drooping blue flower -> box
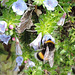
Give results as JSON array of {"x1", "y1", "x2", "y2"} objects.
[
  {"x1": 14, "y1": 65, "x2": 20, "y2": 71},
  {"x1": 43, "y1": 0, "x2": 58, "y2": 10},
  {"x1": 12, "y1": 0, "x2": 28, "y2": 15},
  {"x1": 67, "y1": 72, "x2": 71, "y2": 75},
  {"x1": 29, "y1": 32, "x2": 42, "y2": 50},
  {"x1": 0, "y1": 34, "x2": 11, "y2": 45},
  {"x1": 26, "y1": 60, "x2": 35, "y2": 68},
  {"x1": 57, "y1": 13, "x2": 66, "y2": 26},
  {"x1": 16, "y1": 56, "x2": 23, "y2": 66},
  {"x1": 0, "y1": 21, "x2": 7, "y2": 34},
  {"x1": 42, "y1": 34, "x2": 55, "y2": 45},
  {"x1": 28, "y1": 60, "x2": 35, "y2": 67},
  {"x1": 16, "y1": 37, "x2": 22, "y2": 55}
]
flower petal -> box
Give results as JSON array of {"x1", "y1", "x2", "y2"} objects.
[
  {"x1": 0, "y1": 34, "x2": 11, "y2": 45},
  {"x1": 12, "y1": 0, "x2": 27, "y2": 15},
  {"x1": 57, "y1": 13, "x2": 66, "y2": 26},
  {"x1": 16, "y1": 56, "x2": 23, "y2": 66},
  {"x1": 42, "y1": 34, "x2": 55, "y2": 45},
  {"x1": 0, "y1": 21, "x2": 7, "y2": 34},
  {"x1": 14, "y1": 65, "x2": 20, "y2": 71},
  {"x1": 29, "y1": 32, "x2": 42, "y2": 50},
  {"x1": 16, "y1": 37, "x2": 22, "y2": 55},
  {"x1": 28, "y1": 60, "x2": 35, "y2": 67},
  {"x1": 57, "y1": 18, "x2": 65, "y2": 26},
  {"x1": 43, "y1": 0, "x2": 58, "y2": 11}
]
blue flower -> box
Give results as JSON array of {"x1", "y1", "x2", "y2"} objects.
[
  {"x1": 16, "y1": 56, "x2": 23, "y2": 66},
  {"x1": 43, "y1": 0, "x2": 58, "y2": 10},
  {"x1": 29, "y1": 33, "x2": 42, "y2": 50},
  {"x1": 26, "y1": 60, "x2": 35, "y2": 68},
  {"x1": 42, "y1": 34, "x2": 55, "y2": 45},
  {"x1": 0, "y1": 34, "x2": 11, "y2": 45},
  {"x1": 57, "y1": 13, "x2": 66, "y2": 26},
  {"x1": 14, "y1": 65, "x2": 20, "y2": 71},
  {"x1": 16, "y1": 37, "x2": 22, "y2": 55},
  {"x1": 0, "y1": 21, "x2": 7, "y2": 34},
  {"x1": 12, "y1": 0, "x2": 28, "y2": 15},
  {"x1": 28, "y1": 60, "x2": 35, "y2": 67}
]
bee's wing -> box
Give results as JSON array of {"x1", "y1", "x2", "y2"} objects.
[
  {"x1": 43, "y1": 46, "x2": 49, "y2": 64},
  {"x1": 49, "y1": 50, "x2": 55, "y2": 68}
]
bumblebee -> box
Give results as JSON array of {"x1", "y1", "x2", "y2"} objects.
[
  {"x1": 35, "y1": 39, "x2": 55, "y2": 60},
  {"x1": 35, "y1": 38, "x2": 55, "y2": 67}
]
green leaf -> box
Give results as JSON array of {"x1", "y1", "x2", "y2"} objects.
[
  {"x1": 60, "y1": 50, "x2": 66, "y2": 55},
  {"x1": 32, "y1": 0, "x2": 44, "y2": 6}
]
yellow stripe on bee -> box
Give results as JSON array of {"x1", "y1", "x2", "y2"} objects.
[
  {"x1": 39, "y1": 52, "x2": 44, "y2": 59},
  {"x1": 45, "y1": 40, "x2": 55, "y2": 44}
]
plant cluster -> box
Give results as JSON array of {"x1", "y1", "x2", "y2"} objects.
[{"x1": 0, "y1": 0, "x2": 75, "y2": 75}]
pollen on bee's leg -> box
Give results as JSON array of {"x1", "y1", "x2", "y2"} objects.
[{"x1": 45, "y1": 58, "x2": 48, "y2": 61}]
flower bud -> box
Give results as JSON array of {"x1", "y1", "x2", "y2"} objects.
[
  {"x1": 9, "y1": 25, "x2": 13, "y2": 29},
  {"x1": 12, "y1": 37, "x2": 15, "y2": 41}
]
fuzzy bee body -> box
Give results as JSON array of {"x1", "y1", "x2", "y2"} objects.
[
  {"x1": 35, "y1": 39, "x2": 55, "y2": 62},
  {"x1": 36, "y1": 49, "x2": 45, "y2": 61},
  {"x1": 33, "y1": 34, "x2": 55, "y2": 67}
]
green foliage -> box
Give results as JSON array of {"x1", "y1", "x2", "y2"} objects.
[
  {"x1": 0, "y1": 0, "x2": 75, "y2": 75},
  {"x1": 20, "y1": 0, "x2": 75, "y2": 74},
  {"x1": 35, "y1": 10, "x2": 63, "y2": 35},
  {"x1": 69, "y1": 28, "x2": 75, "y2": 43},
  {"x1": 0, "y1": 8, "x2": 21, "y2": 27},
  {"x1": 0, "y1": 6, "x2": 21, "y2": 40},
  {"x1": 32, "y1": 0, "x2": 44, "y2": 6},
  {"x1": 20, "y1": 31, "x2": 37, "y2": 60},
  {"x1": 34, "y1": 0, "x2": 72, "y2": 35},
  {"x1": 5, "y1": 0, "x2": 17, "y2": 7},
  {"x1": 0, "y1": 43, "x2": 8, "y2": 55},
  {"x1": 24, "y1": 63, "x2": 43, "y2": 75},
  {"x1": 52, "y1": 25, "x2": 75, "y2": 74}
]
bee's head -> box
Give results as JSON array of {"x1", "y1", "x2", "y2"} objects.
[{"x1": 44, "y1": 39, "x2": 55, "y2": 51}]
